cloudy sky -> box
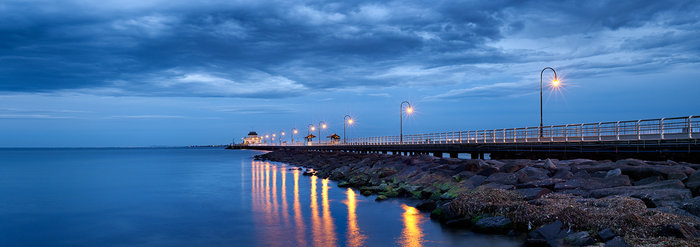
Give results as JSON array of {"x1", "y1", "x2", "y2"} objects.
[{"x1": 1, "y1": 0, "x2": 699, "y2": 147}]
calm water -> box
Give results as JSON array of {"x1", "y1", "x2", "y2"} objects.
[{"x1": 0, "y1": 148, "x2": 520, "y2": 246}]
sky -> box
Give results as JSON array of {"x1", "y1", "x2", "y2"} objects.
[{"x1": 1, "y1": 0, "x2": 699, "y2": 147}]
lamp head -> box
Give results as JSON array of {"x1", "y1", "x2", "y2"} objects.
[
  {"x1": 293, "y1": 130, "x2": 298, "y2": 134},
  {"x1": 551, "y1": 79, "x2": 560, "y2": 88},
  {"x1": 348, "y1": 118, "x2": 353, "y2": 124},
  {"x1": 322, "y1": 124, "x2": 327, "y2": 129},
  {"x1": 406, "y1": 107, "x2": 413, "y2": 114},
  {"x1": 311, "y1": 126, "x2": 316, "y2": 131}
]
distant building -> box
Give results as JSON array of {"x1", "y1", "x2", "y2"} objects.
[
  {"x1": 327, "y1": 133, "x2": 340, "y2": 144},
  {"x1": 243, "y1": 131, "x2": 262, "y2": 145}
]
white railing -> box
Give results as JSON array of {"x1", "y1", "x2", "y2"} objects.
[{"x1": 246, "y1": 116, "x2": 698, "y2": 146}]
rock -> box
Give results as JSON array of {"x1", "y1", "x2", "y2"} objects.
[
  {"x1": 590, "y1": 181, "x2": 692, "y2": 207},
  {"x1": 605, "y1": 236, "x2": 631, "y2": 247},
  {"x1": 687, "y1": 170, "x2": 700, "y2": 192},
  {"x1": 554, "y1": 176, "x2": 631, "y2": 191},
  {"x1": 658, "y1": 224, "x2": 700, "y2": 239},
  {"x1": 480, "y1": 183, "x2": 515, "y2": 190},
  {"x1": 452, "y1": 171, "x2": 475, "y2": 182},
  {"x1": 616, "y1": 158, "x2": 646, "y2": 166},
  {"x1": 516, "y1": 188, "x2": 552, "y2": 200},
  {"x1": 573, "y1": 170, "x2": 590, "y2": 179},
  {"x1": 633, "y1": 176, "x2": 662, "y2": 186},
  {"x1": 598, "y1": 228, "x2": 616, "y2": 242},
  {"x1": 445, "y1": 217, "x2": 471, "y2": 228},
  {"x1": 477, "y1": 167, "x2": 499, "y2": 177},
  {"x1": 375, "y1": 195, "x2": 388, "y2": 201},
  {"x1": 527, "y1": 220, "x2": 568, "y2": 246},
  {"x1": 517, "y1": 167, "x2": 551, "y2": 183},
  {"x1": 552, "y1": 168, "x2": 573, "y2": 179},
  {"x1": 430, "y1": 204, "x2": 459, "y2": 222},
  {"x1": 485, "y1": 173, "x2": 519, "y2": 185},
  {"x1": 337, "y1": 180, "x2": 351, "y2": 187},
  {"x1": 473, "y1": 216, "x2": 513, "y2": 234},
  {"x1": 564, "y1": 231, "x2": 595, "y2": 246},
  {"x1": 681, "y1": 197, "x2": 700, "y2": 217},
  {"x1": 415, "y1": 200, "x2": 437, "y2": 212},
  {"x1": 668, "y1": 173, "x2": 688, "y2": 181},
  {"x1": 517, "y1": 178, "x2": 564, "y2": 190},
  {"x1": 467, "y1": 175, "x2": 487, "y2": 187},
  {"x1": 605, "y1": 168, "x2": 622, "y2": 178},
  {"x1": 501, "y1": 162, "x2": 527, "y2": 173},
  {"x1": 542, "y1": 159, "x2": 557, "y2": 170}
]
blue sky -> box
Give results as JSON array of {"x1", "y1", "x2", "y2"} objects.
[{"x1": 1, "y1": 0, "x2": 699, "y2": 147}]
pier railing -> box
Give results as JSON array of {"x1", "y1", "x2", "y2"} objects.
[{"x1": 248, "y1": 115, "x2": 698, "y2": 146}]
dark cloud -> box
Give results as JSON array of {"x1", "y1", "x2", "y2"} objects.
[{"x1": 0, "y1": 0, "x2": 698, "y2": 97}]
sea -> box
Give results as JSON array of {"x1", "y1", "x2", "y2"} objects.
[{"x1": 0, "y1": 147, "x2": 520, "y2": 246}]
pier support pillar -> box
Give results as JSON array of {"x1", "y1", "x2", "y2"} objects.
[
  {"x1": 433, "y1": 152, "x2": 443, "y2": 158},
  {"x1": 470, "y1": 152, "x2": 479, "y2": 159},
  {"x1": 382, "y1": 151, "x2": 387, "y2": 154},
  {"x1": 449, "y1": 152, "x2": 459, "y2": 158}
]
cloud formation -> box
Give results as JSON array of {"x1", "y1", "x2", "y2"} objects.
[{"x1": 1, "y1": 0, "x2": 698, "y2": 98}]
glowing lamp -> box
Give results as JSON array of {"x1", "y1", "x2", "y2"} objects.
[
  {"x1": 348, "y1": 119, "x2": 353, "y2": 124},
  {"x1": 406, "y1": 107, "x2": 413, "y2": 114}
]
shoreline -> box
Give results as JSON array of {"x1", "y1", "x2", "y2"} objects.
[{"x1": 254, "y1": 150, "x2": 700, "y2": 246}]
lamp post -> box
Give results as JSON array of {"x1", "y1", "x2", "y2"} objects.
[
  {"x1": 265, "y1": 134, "x2": 270, "y2": 144},
  {"x1": 540, "y1": 67, "x2": 558, "y2": 138},
  {"x1": 291, "y1": 128, "x2": 298, "y2": 144},
  {"x1": 344, "y1": 115, "x2": 353, "y2": 144},
  {"x1": 400, "y1": 101, "x2": 413, "y2": 144},
  {"x1": 318, "y1": 121, "x2": 327, "y2": 144},
  {"x1": 280, "y1": 131, "x2": 285, "y2": 145},
  {"x1": 308, "y1": 124, "x2": 315, "y2": 143}
]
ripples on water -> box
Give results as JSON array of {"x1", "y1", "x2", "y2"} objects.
[{"x1": 0, "y1": 148, "x2": 520, "y2": 247}]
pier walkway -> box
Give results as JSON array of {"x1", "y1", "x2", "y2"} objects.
[{"x1": 230, "y1": 115, "x2": 699, "y2": 162}]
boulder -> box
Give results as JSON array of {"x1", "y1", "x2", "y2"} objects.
[
  {"x1": 477, "y1": 167, "x2": 499, "y2": 177},
  {"x1": 605, "y1": 168, "x2": 622, "y2": 178},
  {"x1": 680, "y1": 196, "x2": 700, "y2": 217},
  {"x1": 415, "y1": 200, "x2": 437, "y2": 212},
  {"x1": 605, "y1": 236, "x2": 631, "y2": 247},
  {"x1": 473, "y1": 216, "x2": 513, "y2": 234},
  {"x1": 552, "y1": 168, "x2": 573, "y2": 179},
  {"x1": 517, "y1": 178, "x2": 565, "y2": 190},
  {"x1": 590, "y1": 181, "x2": 692, "y2": 208},
  {"x1": 554, "y1": 175, "x2": 631, "y2": 191},
  {"x1": 633, "y1": 176, "x2": 662, "y2": 186},
  {"x1": 516, "y1": 188, "x2": 552, "y2": 200},
  {"x1": 445, "y1": 217, "x2": 472, "y2": 228},
  {"x1": 467, "y1": 175, "x2": 487, "y2": 187},
  {"x1": 517, "y1": 167, "x2": 550, "y2": 183},
  {"x1": 564, "y1": 231, "x2": 595, "y2": 246},
  {"x1": 485, "y1": 173, "x2": 519, "y2": 185},
  {"x1": 598, "y1": 228, "x2": 616, "y2": 242},
  {"x1": 527, "y1": 220, "x2": 568, "y2": 246},
  {"x1": 501, "y1": 162, "x2": 527, "y2": 173},
  {"x1": 687, "y1": 170, "x2": 700, "y2": 192}
]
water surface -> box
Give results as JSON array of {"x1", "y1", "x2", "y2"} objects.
[{"x1": 0, "y1": 148, "x2": 519, "y2": 246}]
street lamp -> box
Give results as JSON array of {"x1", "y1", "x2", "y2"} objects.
[
  {"x1": 265, "y1": 134, "x2": 270, "y2": 144},
  {"x1": 344, "y1": 115, "x2": 353, "y2": 144},
  {"x1": 400, "y1": 101, "x2": 413, "y2": 144},
  {"x1": 291, "y1": 128, "x2": 298, "y2": 144},
  {"x1": 318, "y1": 121, "x2": 327, "y2": 144},
  {"x1": 540, "y1": 67, "x2": 558, "y2": 138},
  {"x1": 308, "y1": 124, "x2": 315, "y2": 143},
  {"x1": 280, "y1": 131, "x2": 285, "y2": 145}
]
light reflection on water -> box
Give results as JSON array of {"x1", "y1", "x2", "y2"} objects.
[{"x1": 250, "y1": 160, "x2": 435, "y2": 247}]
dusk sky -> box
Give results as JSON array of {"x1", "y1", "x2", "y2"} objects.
[{"x1": 1, "y1": 0, "x2": 699, "y2": 147}]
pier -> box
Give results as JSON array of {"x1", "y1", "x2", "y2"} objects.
[{"x1": 230, "y1": 115, "x2": 699, "y2": 162}]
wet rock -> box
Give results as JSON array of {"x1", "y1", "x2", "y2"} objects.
[
  {"x1": 473, "y1": 216, "x2": 513, "y2": 234},
  {"x1": 375, "y1": 195, "x2": 388, "y2": 201},
  {"x1": 527, "y1": 220, "x2": 568, "y2": 246},
  {"x1": 605, "y1": 168, "x2": 622, "y2": 178},
  {"x1": 598, "y1": 228, "x2": 616, "y2": 242},
  {"x1": 573, "y1": 170, "x2": 590, "y2": 179},
  {"x1": 633, "y1": 176, "x2": 662, "y2": 186},
  {"x1": 516, "y1": 188, "x2": 552, "y2": 200},
  {"x1": 536, "y1": 159, "x2": 557, "y2": 171},
  {"x1": 415, "y1": 200, "x2": 437, "y2": 212},
  {"x1": 605, "y1": 236, "x2": 631, "y2": 247},
  {"x1": 485, "y1": 173, "x2": 519, "y2": 185},
  {"x1": 668, "y1": 173, "x2": 688, "y2": 181},
  {"x1": 445, "y1": 217, "x2": 472, "y2": 228},
  {"x1": 564, "y1": 231, "x2": 595, "y2": 246},
  {"x1": 501, "y1": 162, "x2": 527, "y2": 173}
]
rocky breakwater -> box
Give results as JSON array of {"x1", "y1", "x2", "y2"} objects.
[{"x1": 254, "y1": 150, "x2": 700, "y2": 246}]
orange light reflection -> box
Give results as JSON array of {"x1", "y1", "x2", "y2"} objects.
[
  {"x1": 398, "y1": 204, "x2": 424, "y2": 247},
  {"x1": 345, "y1": 188, "x2": 366, "y2": 247}
]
